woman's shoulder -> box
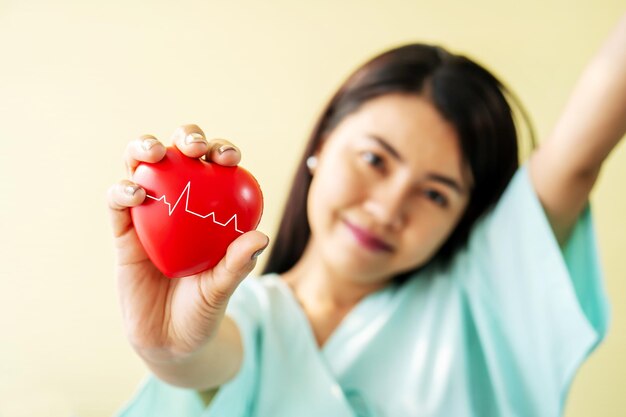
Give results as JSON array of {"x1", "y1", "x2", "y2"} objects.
[
  {"x1": 227, "y1": 273, "x2": 294, "y2": 317},
  {"x1": 234, "y1": 272, "x2": 286, "y2": 297}
]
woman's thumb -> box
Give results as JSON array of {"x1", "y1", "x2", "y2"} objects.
[{"x1": 199, "y1": 231, "x2": 269, "y2": 308}]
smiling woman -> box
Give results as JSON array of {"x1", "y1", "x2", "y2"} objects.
[
  {"x1": 289, "y1": 93, "x2": 473, "y2": 293},
  {"x1": 109, "y1": 15, "x2": 625, "y2": 417},
  {"x1": 265, "y1": 45, "x2": 522, "y2": 286}
]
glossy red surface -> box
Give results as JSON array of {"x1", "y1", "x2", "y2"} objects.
[{"x1": 130, "y1": 146, "x2": 263, "y2": 278}]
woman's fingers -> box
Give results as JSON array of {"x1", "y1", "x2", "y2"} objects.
[
  {"x1": 172, "y1": 124, "x2": 210, "y2": 158},
  {"x1": 198, "y1": 231, "x2": 269, "y2": 309},
  {"x1": 124, "y1": 135, "x2": 167, "y2": 177},
  {"x1": 126, "y1": 126, "x2": 241, "y2": 172},
  {"x1": 171, "y1": 124, "x2": 242, "y2": 166},
  {"x1": 107, "y1": 180, "x2": 146, "y2": 238},
  {"x1": 205, "y1": 138, "x2": 241, "y2": 166}
]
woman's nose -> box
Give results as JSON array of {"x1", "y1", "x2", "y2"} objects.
[{"x1": 363, "y1": 186, "x2": 407, "y2": 230}]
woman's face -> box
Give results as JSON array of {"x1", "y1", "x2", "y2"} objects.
[{"x1": 307, "y1": 93, "x2": 473, "y2": 284}]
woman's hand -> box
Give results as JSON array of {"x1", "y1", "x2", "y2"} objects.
[{"x1": 107, "y1": 124, "x2": 269, "y2": 363}]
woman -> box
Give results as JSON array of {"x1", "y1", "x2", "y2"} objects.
[{"x1": 108, "y1": 15, "x2": 625, "y2": 417}]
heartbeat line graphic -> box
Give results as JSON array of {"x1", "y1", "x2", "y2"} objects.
[{"x1": 145, "y1": 181, "x2": 244, "y2": 234}]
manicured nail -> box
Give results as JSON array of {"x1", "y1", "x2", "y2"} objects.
[
  {"x1": 218, "y1": 144, "x2": 236, "y2": 155},
  {"x1": 251, "y1": 237, "x2": 270, "y2": 260},
  {"x1": 184, "y1": 132, "x2": 207, "y2": 146},
  {"x1": 124, "y1": 184, "x2": 140, "y2": 196},
  {"x1": 251, "y1": 247, "x2": 266, "y2": 260},
  {"x1": 141, "y1": 138, "x2": 159, "y2": 151}
]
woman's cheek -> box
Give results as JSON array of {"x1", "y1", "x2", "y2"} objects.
[
  {"x1": 327, "y1": 163, "x2": 363, "y2": 204},
  {"x1": 309, "y1": 152, "x2": 370, "y2": 232}
]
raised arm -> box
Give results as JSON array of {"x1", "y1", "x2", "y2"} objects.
[{"x1": 529, "y1": 13, "x2": 626, "y2": 246}]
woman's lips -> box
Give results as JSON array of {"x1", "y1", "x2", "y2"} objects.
[{"x1": 343, "y1": 220, "x2": 394, "y2": 253}]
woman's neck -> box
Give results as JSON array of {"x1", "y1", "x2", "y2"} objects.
[{"x1": 280, "y1": 240, "x2": 387, "y2": 311}]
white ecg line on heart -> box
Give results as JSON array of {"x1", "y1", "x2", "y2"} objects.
[{"x1": 145, "y1": 181, "x2": 244, "y2": 234}]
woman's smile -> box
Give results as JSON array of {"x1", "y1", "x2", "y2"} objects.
[{"x1": 342, "y1": 219, "x2": 395, "y2": 253}]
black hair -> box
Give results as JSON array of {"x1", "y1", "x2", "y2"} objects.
[{"x1": 263, "y1": 43, "x2": 535, "y2": 283}]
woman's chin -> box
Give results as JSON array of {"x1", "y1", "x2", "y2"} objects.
[{"x1": 322, "y1": 248, "x2": 394, "y2": 283}]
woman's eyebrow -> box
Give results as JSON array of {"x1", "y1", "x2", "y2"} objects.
[
  {"x1": 424, "y1": 173, "x2": 465, "y2": 195},
  {"x1": 366, "y1": 134, "x2": 403, "y2": 161},
  {"x1": 366, "y1": 133, "x2": 465, "y2": 195}
]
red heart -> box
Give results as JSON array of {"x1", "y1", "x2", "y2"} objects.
[{"x1": 130, "y1": 146, "x2": 264, "y2": 278}]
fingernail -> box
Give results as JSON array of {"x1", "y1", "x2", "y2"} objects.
[
  {"x1": 251, "y1": 248, "x2": 266, "y2": 260},
  {"x1": 141, "y1": 139, "x2": 159, "y2": 151},
  {"x1": 184, "y1": 132, "x2": 207, "y2": 146},
  {"x1": 218, "y1": 145, "x2": 236, "y2": 155},
  {"x1": 124, "y1": 184, "x2": 140, "y2": 196},
  {"x1": 251, "y1": 237, "x2": 270, "y2": 260}
]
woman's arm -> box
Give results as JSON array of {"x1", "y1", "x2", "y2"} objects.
[{"x1": 529, "y1": 13, "x2": 626, "y2": 246}]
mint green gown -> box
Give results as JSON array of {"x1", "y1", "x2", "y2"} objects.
[{"x1": 115, "y1": 164, "x2": 610, "y2": 417}]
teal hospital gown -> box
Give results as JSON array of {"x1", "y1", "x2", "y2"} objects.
[{"x1": 115, "y1": 164, "x2": 611, "y2": 417}]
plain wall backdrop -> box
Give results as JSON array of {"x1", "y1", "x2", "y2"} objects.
[{"x1": 0, "y1": 1, "x2": 624, "y2": 416}]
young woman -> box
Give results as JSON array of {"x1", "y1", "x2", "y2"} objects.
[{"x1": 108, "y1": 15, "x2": 626, "y2": 417}]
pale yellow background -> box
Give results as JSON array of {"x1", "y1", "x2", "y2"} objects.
[{"x1": 0, "y1": 1, "x2": 624, "y2": 416}]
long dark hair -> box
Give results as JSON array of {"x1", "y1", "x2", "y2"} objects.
[{"x1": 262, "y1": 43, "x2": 535, "y2": 283}]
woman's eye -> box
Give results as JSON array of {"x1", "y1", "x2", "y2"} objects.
[
  {"x1": 424, "y1": 189, "x2": 448, "y2": 207},
  {"x1": 362, "y1": 151, "x2": 385, "y2": 169}
]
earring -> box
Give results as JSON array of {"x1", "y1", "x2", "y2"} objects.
[{"x1": 306, "y1": 156, "x2": 318, "y2": 172}]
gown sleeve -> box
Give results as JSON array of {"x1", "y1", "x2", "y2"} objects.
[
  {"x1": 452, "y1": 163, "x2": 611, "y2": 417},
  {"x1": 113, "y1": 277, "x2": 262, "y2": 417}
]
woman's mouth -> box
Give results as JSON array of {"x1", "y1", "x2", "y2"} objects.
[{"x1": 343, "y1": 220, "x2": 394, "y2": 253}]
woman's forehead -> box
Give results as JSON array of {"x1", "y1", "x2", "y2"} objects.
[
  {"x1": 334, "y1": 93, "x2": 468, "y2": 181},
  {"x1": 353, "y1": 94, "x2": 455, "y2": 139}
]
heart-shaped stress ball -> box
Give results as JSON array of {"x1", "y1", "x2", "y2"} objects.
[{"x1": 130, "y1": 146, "x2": 263, "y2": 278}]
